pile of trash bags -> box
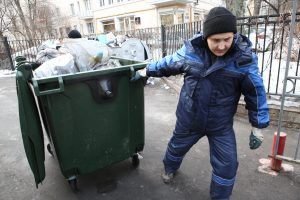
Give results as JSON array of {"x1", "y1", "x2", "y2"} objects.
[{"x1": 34, "y1": 33, "x2": 151, "y2": 78}]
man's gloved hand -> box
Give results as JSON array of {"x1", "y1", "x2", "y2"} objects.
[
  {"x1": 130, "y1": 67, "x2": 148, "y2": 84},
  {"x1": 137, "y1": 67, "x2": 147, "y2": 77},
  {"x1": 249, "y1": 127, "x2": 264, "y2": 150}
]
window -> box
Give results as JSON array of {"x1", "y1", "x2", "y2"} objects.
[
  {"x1": 160, "y1": 14, "x2": 173, "y2": 26},
  {"x1": 108, "y1": 0, "x2": 114, "y2": 5},
  {"x1": 176, "y1": 13, "x2": 184, "y2": 24},
  {"x1": 99, "y1": 0, "x2": 105, "y2": 6},
  {"x1": 87, "y1": 22, "x2": 94, "y2": 33},
  {"x1": 119, "y1": 16, "x2": 135, "y2": 31},
  {"x1": 194, "y1": 12, "x2": 201, "y2": 22},
  {"x1": 135, "y1": 17, "x2": 141, "y2": 25},
  {"x1": 70, "y1": 4, "x2": 75, "y2": 15},
  {"x1": 84, "y1": 0, "x2": 91, "y2": 10},
  {"x1": 102, "y1": 20, "x2": 115, "y2": 32}
]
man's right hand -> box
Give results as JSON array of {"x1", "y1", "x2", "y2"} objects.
[
  {"x1": 130, "y1": 67, "x2": 148, "y2": 85},
  {"x1": 137, "y1": 67, "x2": 147, "y2": 77}
]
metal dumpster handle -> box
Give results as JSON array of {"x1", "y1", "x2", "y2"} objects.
[
  {"x1": 130, "y1": 66, "x2": 135, "y2": 79},
  {"x1": 33, "y1": 76, "x2": 64, "y2": 96}
]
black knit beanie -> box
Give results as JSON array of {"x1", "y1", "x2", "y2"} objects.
[
  {"x1": 68, "y1": 30, "x2": 82, "y2": 38},
  {"x1": 203, "y1": 7, "x2": 237, "y2": 39}
]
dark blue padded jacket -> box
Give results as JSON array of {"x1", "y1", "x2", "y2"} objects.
[{"x1": 146, "y1": 34, "x2": 269, "y2": 133}]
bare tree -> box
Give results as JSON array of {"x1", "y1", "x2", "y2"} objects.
[
  {"x1": 254, "y1": 0, "x2": 263, "y2": 15},
  {"x1": 7, "y1": 0, "x2": 59, "y2": 40},
  {"x1": 0, "y1": 0, "x2": 13, "y2": 38},
  {"x1": 260, "y1": 0, "x2": 300, "y2": 15},
  {"x1": 27, "y1": 0, "x2": 38, "y2": 38},
  {"x1": 13, "y1": 0, "x2": 34, "y2": 44},
  {"x1": 36, "y1": 2, "x2": 56, "y2": 39},
  {"x1": 225, "y1": 0, "x2": 245, "y2": 17}
]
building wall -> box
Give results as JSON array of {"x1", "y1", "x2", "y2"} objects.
[{"x1": 51, "y1": 0, "x2": 225, "y2": 36}]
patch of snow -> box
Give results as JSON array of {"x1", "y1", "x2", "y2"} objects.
[
  {"x1": 257, "y1": 52, "x2": 300, "y2": 95},
  {"x1": 0, "y1": 70, "x2": 16, "y2": 78},
  {"x1": 258, "y1": 158, "x2": 294, "y2": 176}
]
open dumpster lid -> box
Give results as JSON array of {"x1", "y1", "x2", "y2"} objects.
[{"x1": 16, "y1": 62, "x2": 45, "y2": 187}]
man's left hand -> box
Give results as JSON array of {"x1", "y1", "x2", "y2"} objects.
[{"x1": 249, "y1": 127, "x2": 264, "y2": 150}]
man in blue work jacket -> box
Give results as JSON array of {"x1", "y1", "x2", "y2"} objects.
[{"x1": 142, "y1": 6, "x2": 269, "y2": 200}]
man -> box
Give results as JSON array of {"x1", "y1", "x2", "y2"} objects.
[
  {"x1": 142, "y1": 7, "x2": 269, "y2": 200},
  {"x1": 68, "y1": 29, "x2": 82, "y2": 38}
]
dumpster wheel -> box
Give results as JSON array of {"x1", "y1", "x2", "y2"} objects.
[
  {"x1": 132, "y1": 153, "x2": 140, "y2": 167},
  {"x1": 47, "y1": 144, "x2": 54, "y2": 156},
  {"x1": 68, "y1": 177, "x2": 78, "y2": 192}
]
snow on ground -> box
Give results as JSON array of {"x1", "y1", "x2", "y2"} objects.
[
  {"x1": 0, "y1": 70, "x2": 15, "y2": 78},
  {"x1": 256, "y1": 51, "x2": 300, "y2": 107},
  {"x1": 257, "y1": 51, "x2": 300, "y2": 95}
]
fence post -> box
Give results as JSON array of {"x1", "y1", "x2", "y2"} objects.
[
  {"x1": 3, "y1": 37, "x2": 14, "y2": 71},
  {"x1": 161, "y1": 25, "x2": 167, "y2": 58}
]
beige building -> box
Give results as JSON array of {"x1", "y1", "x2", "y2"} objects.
[{"x1": 52, "y1": 0, "x2": 224, "y2": 36}]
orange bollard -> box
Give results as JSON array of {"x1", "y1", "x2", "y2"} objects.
[{"x1": 270, "y1": 132, "x2": 287, "y2": 171}]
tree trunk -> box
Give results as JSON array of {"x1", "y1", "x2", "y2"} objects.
[
  {"x1": 225, "y1": 0, "x2": 245, "y2": 17},
  {"x1": 27, "y1": 0, "x2": 38, "y2": 38},
  {"x1": 13, "y1": 0, "x2": 34, "y2": 45},
  {"x1": 254, "y1": 0, "x2": 263, "y2": 15}
]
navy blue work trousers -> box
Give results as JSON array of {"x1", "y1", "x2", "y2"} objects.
[{"x1": 163, "y1": 122, "x2": 238, "y2": 200}]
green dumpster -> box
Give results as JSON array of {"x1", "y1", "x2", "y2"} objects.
[{"x1": 16, "y1": 56, "x2": 146, "y2": 190}]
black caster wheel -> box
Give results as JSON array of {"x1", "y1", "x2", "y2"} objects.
[
  {"x1": 47, "y1": 144, "x2": 54, "y2": 156},
  {"x1": 68, "y1": 178, "x2": 78, "y2": 192},
  {"x1": 132, "y1": 153, "x2": 140, "y2": 167}
]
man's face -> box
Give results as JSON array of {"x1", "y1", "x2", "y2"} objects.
[{"x1": 207, "y1": 32, "x2": 234, "y2": 57}]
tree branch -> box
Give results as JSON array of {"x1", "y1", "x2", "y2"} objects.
[{"x1": 262, "y1": 0, "x2": 279, "y2": 14}]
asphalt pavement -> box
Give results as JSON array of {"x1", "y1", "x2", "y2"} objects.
[{"x1": 0, "y1": 76, "x2": 299, "y2": 200}]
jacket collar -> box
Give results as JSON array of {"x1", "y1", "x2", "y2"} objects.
[{"x1": 186, "y1": 33, "x2": 253, "y2": 76}]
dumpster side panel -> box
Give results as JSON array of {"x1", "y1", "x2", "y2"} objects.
[
  {"x1": 38, "y1": 73, "x2": 142, "y2": 178},
  {"x1": 16, "y1": 71, "x2": 45, "y2": 187},
  {"x1": 129, "y1": 79, "x2": 145, "y2": 153}
]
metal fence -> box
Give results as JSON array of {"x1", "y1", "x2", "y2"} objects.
[
  {"x1": 1, "y1": 13, "x2": 299, "y2": 96},
  {"x1": 113, "y1": 13, "x2": 300, "y2": 97},
  {"x1": 0, "y1": 38, "x2": 56, "y2": 70},
  {"x1": 237, "y1": 13, "x2": 300, "y2": 97}
]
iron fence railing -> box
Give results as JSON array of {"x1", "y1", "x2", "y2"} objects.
[{"x1": 1, "y1": 13, "x2": 299, "y2": 96}]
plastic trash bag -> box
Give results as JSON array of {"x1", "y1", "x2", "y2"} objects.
[
  {"x1": 33, "y1": 53, "x2": 77, "y2": 78},
  {"x1": 37, "y1": 40, "x2": 57, "y2": 52},
  {"x1": 61, "y1": 39, "x2": 112, "y2": 72},
  {"x1": 36, "y1": 48, "x2": 60, "y2": 64}
]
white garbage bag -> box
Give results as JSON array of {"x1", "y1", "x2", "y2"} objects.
[
  {"x1": 34, "y1": 53, "x2": 77, "y2": 78},
  {"x1": 36, "y1": 48, "x2": 60, "y2": 64},
  {"x1": 61, "y1": 39, "x2": 112, "y2": 72}
]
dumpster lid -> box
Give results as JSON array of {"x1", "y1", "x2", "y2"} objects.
[{"x1": 16, "y1": 64, "x2": 46, "y2": 187}]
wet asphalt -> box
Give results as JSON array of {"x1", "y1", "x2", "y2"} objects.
[{"x1": 0, "y1": 76, "x2": 299, "y2": 200}]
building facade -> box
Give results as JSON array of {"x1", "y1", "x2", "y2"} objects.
[{"x1": 52, "y1": 0, "x2": 224, "y2": 37}]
